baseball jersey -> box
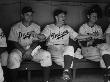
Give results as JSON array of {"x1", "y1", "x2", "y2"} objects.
[
  {"x1": 0, "y1": 28, "x2": 7, "y2": 47},
  {"x1": 79, "y1": 23, "x2": 102, "y2": 36},
  {"x1": 8, "y1": 22, "x2": 40, "y2": 49},
  {"x1": 41, "y1": 24, "x2": 78, "y2": 46},
  {"x1": 106, "y1": 24, "x2": 110, "y2": 34}
]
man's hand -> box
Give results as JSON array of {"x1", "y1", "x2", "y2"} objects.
[
  {"x1": 37, "y1": 34, "x2": 46, "y2": 42},
  {"x1": 22, "y1": 48, "x2": 33, "y2": 60}
]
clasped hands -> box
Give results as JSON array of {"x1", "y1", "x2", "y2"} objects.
[{"x1": 22, "y1": 48, "x2": 33, "y2": 60}]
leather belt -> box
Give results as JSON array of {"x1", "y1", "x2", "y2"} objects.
[{"x1": 54, "y1": 44, "x2": 65, "y2": 45}]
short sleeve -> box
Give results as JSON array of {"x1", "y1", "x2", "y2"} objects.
[
  {"x1": 69, "y1": 27, "x2": 78, "y2": 40},
  {"x1": 79, "y1": 25, "x2": 86, "y2": 34},
  {"x1": 106, "y1": 25, "x2": 110, "y2": 34},
  {"x1": 34, "y1": 24, "x2": 41, "y2": 34},
  {"x1": 41, "y1": 25, "x2": 51, "y2": 39},
  {"x1": 98, "y1": 26, "x2": 103, "y2": 35},
  {"x1": 8, "y1": 25, "x2": 18, "y2": 42}
]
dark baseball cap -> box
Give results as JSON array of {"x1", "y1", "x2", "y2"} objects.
[
  {"x1": 53, "y1": 9, "x2": 67, "y2": 17},
  {"x1": 87, "y1": 4, "x2": 102, "y2": 18},
  {"x1": 22, "y1": 6, "x2": 34, "y2": 14}
]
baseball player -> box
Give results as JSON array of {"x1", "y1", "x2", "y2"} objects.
[
  {"x1": 99, "y1": 24, "x2": 110, "y2": 82},
  {"x1": 0, "y1": 27, "x2": 8, "y2": 82},
  {"x1": 41, "y1": 9, "x2": 87, "y2": 81},
  {"x1": 7, "y1": 6, "x2": 52, "y2": 82},
  {"x1": 78, "y1": 6, "x2": 106, "y2": 68}
]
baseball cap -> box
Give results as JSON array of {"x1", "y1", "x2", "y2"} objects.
[
  {"x1": 87, "y1": 4, "x2": 102, "y2": 18},
  {"x1": 53, "y1": 9, "x2": 67, "y2": 17},
  {"x1": 22, "y1": 6, "x2": 34, "y2": 14}
]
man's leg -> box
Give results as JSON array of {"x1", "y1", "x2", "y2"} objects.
[
  {"x1": 43, "y1": 67, "x2": 50, "y2": 82},
  {"x1": 102, "y1": 54, "x2": 110, "y2": 68},
  {"x1": 63, "y1": 55, "x2": 73, "y2": 80},
  {"x1": 102, "y1": 54, "x2": 110, "y2": 82},
  {"x1": 1, "y1": 51, "x2": 9, "y2": 82},
  {"x1": 7, "y1": 49, "x2": 22, "y2": 82},
  {"x1": 0, "y1": 63, "x2": 4, "y2": 82},
  {"x1": 63, "y1": 46, "x2": 74, "y2": 80},
  {"x1": 32, "y1": 49, "x2": 52, "y2": 82}
]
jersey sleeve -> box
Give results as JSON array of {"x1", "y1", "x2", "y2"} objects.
[
  {"x1": 34, "y1": 24, "x2": 41, "y2": 34},
  {"x1": 106, "y1": 25, "x2": 110, "y2": 34},
  {"x1": 69, "y1": 26, "x2": 78, "y2": 40},
  {"x1": 98, "y1": 26, "x2": 103, "y2": 35},
  {"x1": 79, "y1": 25, "x2": 86, "y2": 35},
  {"x1": 8, "y1": 25, "x2": 18, "y2": 42},
  {"x1": 41, "y1": 25, "x2": 51, "y2": 39}
]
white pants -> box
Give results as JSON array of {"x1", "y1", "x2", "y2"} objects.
[
  {"x1": 0, "y1": 63, "x2": 4, "y2": 82},
  {"x1": 48, "y1": 45, "x2": 74, "y2": 68},
  {"x1": 82, "y1": 46, "x2": 106, "y2": 68},
  {"x1": 7, "y1": 47, "x2": 52, "y2": 69},
  {"x1": 97, "y1": 43, "x2": 110, "y2": 68},
  {"x1": 1, "y1": 51, "x2": 8, "y2": 66}
]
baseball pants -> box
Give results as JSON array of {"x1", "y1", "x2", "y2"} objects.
[
  {"x1": 97, "y1": 43, "x2": 110, "y2": 68},
  {"x1": 7, "y1": 46, "x2": 52, "y2": 69},
  {"x1": 1, "y1": 51, "x2": 8, "y2": 66},
  {"x1": 0, "y1": 63, "x2": 4, "y2": 82},
  {"x1": 47, "y1": 45, "x2": 74, "y2": 68},
  {"x1": 81, "y1": 46, "x2": 106, "y2": 68}
]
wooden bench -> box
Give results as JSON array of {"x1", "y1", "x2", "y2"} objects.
[
  {"x1": 19, "y1": 60, "x2": 62, "y2": 82},
  {"x1": 73, "y1": 58, "x2": 100, "y2": 79},
  {"x1": 19, "y1": 58, "x2": 101, "y2": 82}
]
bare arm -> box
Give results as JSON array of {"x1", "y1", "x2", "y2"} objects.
[
  {"x1": 14, "y1": 41, "x2": 26, "y2": 54},
  {"x1": 75, "y1": 34, "x2": 91, "y2": 41}
]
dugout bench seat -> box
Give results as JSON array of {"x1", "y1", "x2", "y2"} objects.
[
  {"x1": 19, "y1": 60, "x2": 62, "y2": 82},
  {"x1": 18, "y1": 58, "x2": 101, "y2": 82},
  {"x1": 73, "y1": 58, "x2": 100, "y2": 79}
]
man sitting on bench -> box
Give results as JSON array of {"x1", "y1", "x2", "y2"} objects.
[
  {"x1": 41, "y1": 9, "x2": 90, "y2": 81},
  {"x1": 7, "y1": 6, "x2": 52, "y2": 82},
  {"x1": 78, "y1": 5, "x2": 105, "y2": 67}
]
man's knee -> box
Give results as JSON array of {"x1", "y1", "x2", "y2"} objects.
[
  {"x1": 41, "y1": 51, "x2": 52, "y2": 67},
  {"x1": 7, "y1": 51, "x2": 21, "y2": 69},
  {"x1": 8, "y1": 52, "x2": 19, "y2": 60},
  {"x1": 43, "y1": 51, "x2": 51, "y2": 59},
  {"x1": 63, "y1": 46, "x2": 74, "y2": 57}
]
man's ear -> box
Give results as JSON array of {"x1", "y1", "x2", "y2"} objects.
[
  {"x1": 55, "y1": 16, "x2": 58, "y2": 21},
  {"x1": 21, "y1": 14, "x2": 24, "y2": 19},
  {"x1": 87, "y1": 15, "x2": 90, "y2": 19}
]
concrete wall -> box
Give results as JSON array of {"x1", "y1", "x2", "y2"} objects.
[{"x1": 0, "y1": 1, "x2": 108, "y2": 37}]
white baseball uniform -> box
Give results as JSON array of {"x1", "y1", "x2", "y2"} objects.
[
  {"x1": 42, "y1": 24, "x2": 78, "y2": 67},
  {"x1": 98, "y1": 24, "x2": 110, "y2": 56},
  {"x1": 8, "y1": 22, "x2": 52, "y2": 69},
  {"x1": 79, "y1": 23, "x2": 106, "y2": 68},
  {"x1": 0, "y1": 28, "x2": 8, "y2": 66},
  {"x1": 0, "y1": 28, "x2": 7, "y2": 82},
  {"x1": 0, "y1": 63, "x2": 4, "y2": 82}
]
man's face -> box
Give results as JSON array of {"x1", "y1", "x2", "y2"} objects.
[
  {"x1": 23, "y1": 12, "x2": 33, "y2": 22},
  {"x1": 88, "y1": 12, "x2": 98, "y2": 23},
  {"x1": 55, "y1": 13, "x2": 66, "y2": 25}
]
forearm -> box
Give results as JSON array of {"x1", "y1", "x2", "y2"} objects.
[
  {"x1": 14, "y1": 42, "x2": 26, "y2": 54},
  {"x1": 76, "y1": 34, "x2": 90, "y2": 40},
  {"x1": 30, "y1": 41, "x2": 39, "y2": 50},
  {"x1": 0, "y1": 47, "x2": 6, "y2": 55}
]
